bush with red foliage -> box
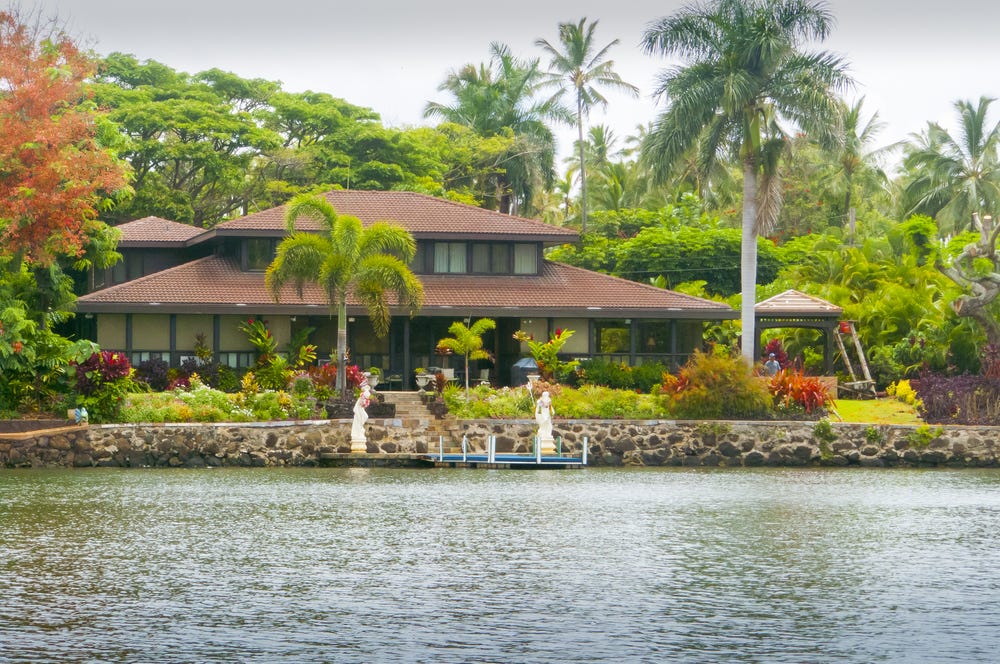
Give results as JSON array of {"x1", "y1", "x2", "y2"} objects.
[
  {"x1": 768, "y1": 369, "x2": 832, "y2": 415},
  {"x1": 73, "y1": 351, "x2": 132, "y2": 396},
  {"x1": 71, "y1": 351, "x2": 136, "y2": 422},
  {"x1": 307, "y1": 363, "x2": 364, "y2": 393}
]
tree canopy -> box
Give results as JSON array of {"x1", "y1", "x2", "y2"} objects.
[
  {"x1": 640, "y1": 0, "x2": 852, "y2": 362},
  {"x1": 0, "y1": 11, "x2": 128, "y2": 264}
]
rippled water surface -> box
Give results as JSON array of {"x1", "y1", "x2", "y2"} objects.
[{"x1": 3, "y1": 467, "x2": 1000, "y2": 662}]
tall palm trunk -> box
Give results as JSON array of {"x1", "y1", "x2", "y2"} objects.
[
  {"x1": 741, "y1": 159, "x2": 758, "y2": 364},
  {"x1": 577, "y1": 96, "x2": 588, "y2": 233},
  {"x1": 337, "y1": 293, "x2": 348, "y2": 397}
]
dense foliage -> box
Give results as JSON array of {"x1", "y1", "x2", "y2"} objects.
[{"x1": 0, "y1": 12, "x2": 128, "y2": 263}]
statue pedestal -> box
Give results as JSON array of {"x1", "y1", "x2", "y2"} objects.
[
  {"x1": 350, "y1": 438, "x2": 368, "y2": 454},
  {"x1": 538, "y1": 436, "x2": 556, "y2": 455}
]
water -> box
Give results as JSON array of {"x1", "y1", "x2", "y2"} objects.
[{"x1": 2, "y1": 467, "x2": 1000, "y2": 663}]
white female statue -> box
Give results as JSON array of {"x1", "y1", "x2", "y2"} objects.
[
  {"x1": 534, "y1": 390, "x2": 555, "y2": 454},
  {"x1": 350, "y1": 384, "x2": 372, "y2": 452}
]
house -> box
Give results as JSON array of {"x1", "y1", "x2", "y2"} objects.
[{"x1": 76, "y1": 190, "x2": 736, "y2": 386}]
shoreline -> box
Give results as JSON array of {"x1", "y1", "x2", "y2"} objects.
[{"x1": 1, "y1": 417, "x2": 994, "y2": 469}]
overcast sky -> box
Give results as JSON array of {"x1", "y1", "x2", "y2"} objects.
[{"x1": 19, "y1": 0, "x2": 1000, "y2": 172}]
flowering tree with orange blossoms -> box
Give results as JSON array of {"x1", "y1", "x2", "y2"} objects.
[{"x1": 0, "y1": 11, "x2": 128, "y2": 266}]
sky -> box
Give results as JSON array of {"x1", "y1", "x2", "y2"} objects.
[{"x1": 18, "y1": 0, "x2": 1000, "y2": 172}]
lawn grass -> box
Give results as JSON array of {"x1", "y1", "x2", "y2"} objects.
[{"x1": 831, "y1": 398, "x2": 923, "y2": 425}]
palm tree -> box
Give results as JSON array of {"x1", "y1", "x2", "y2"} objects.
[
  {"x1": 829, "y1": 97, "x2": 901, "y2": 218},
  {"x1": 424, "y1": 43, "x2": 563, "y2": 215},
  {"x1": 436, "y1": 318, "x2": 497, "y2": 398},
  {"x1": 265, "y1": 194, "x2": 424, "y2": 396},
  {"x1": 641, "y1": 0, "x2": 851, "y2": 363},
  {"x1": 536, "y1": 18, "x2": 639, "y2": 233},
  {"x1": 901, "y1": 96, "x2": 1000, "y2": 235}
]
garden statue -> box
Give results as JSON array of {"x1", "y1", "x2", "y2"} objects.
[
  {"x1": 350, "y1": 384, "x2": 371, "y2": 452},
  {"x1": 534, "y1": 390, "x2": 556, "y2": 454},
  {"x1": 74, "y1": 406, "x2": 89, "y2": 424}
]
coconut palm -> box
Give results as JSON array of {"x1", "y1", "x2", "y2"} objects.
[
  {"x1": 901, "y1": 96, "x2": 1000, "y2": 235},
  {"x1": 436, "y1": 318, "x2": 496, "y2": 398},
  {"x1": 265, "y1": 194, "x2": 424, "y2": 396},
  {"x1": 424, "y1": 42, "x2": 563, "y2": 215},
  {"x1": 829, "y1": 97, "x2": 901, "y2": 218},
  {"x1": 536, "y1": 18, "x2": 638, "y2": 233},
  {"x1": 641, "y1": 0, "x2": 851, "y2": 363}
]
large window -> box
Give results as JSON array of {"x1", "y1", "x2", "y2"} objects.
[
  {"x1": 595, "y1": 320, "x2": 631, "y2": 353},
  {"x1": 513, "y1": 243, "x2": 538, "y2": 274},
  {"x1": 638, "y1": 321, "x2": 673, "y2": 354},
  {"x1": 218, "y1": 351, "x2": 256, "y2": 368},
  {"x1": 472, "y1": 243, "x2": 511, "y2": 274},
  {"x1": 427, "y1": 241, "x2": 538, "y2": 274},
  {"x1": 434, "y1": 242, "x2": 467, "y2": 273},
  {"x1": 411, "y1": 242, "x2": 427, "y2": 273}
]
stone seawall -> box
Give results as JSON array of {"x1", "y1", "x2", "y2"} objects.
[{"x1": 1, "y1": 418, "x2": 997, "y2": 468}]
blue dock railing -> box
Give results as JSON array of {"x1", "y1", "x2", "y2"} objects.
[{"x1": 434, "y1": 434, "x2": 589, "y2": 467}]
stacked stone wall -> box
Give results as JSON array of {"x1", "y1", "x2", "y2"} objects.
[{"x1": 1, "y1": 418, "x2": 996, "y2": 468}]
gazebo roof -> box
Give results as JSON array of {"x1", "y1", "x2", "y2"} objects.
[{"x1": 755, "y1": 289, "x2": 842, "y2": 318}]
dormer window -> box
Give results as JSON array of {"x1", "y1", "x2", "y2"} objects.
[
  {"x1": 472, "y1": 243, "x2": 510, "y2": 274},
  {"x1": 433, "y1": 242, "x2": 467, "y2": 273},
  {"x1": 245, "y1": 238, "x2": 276, "y2": 271},
  {"x1": 425, "y1": 240, "x2": 540, "y2": 275},
  {"x1": 513, "y1": 243, "x2": 538, "y2": 274}
]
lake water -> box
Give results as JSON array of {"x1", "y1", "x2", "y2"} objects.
[{"x1": 2, "y1": 467, "x2": 1000, "y2": 663}]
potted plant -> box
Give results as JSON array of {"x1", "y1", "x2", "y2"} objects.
[
  {"x1": 365, "y1": 366, "x2": 381, "y2": 389},
  {"x1": 414, "y1": 367, "x2": 432, "y2": 392}
]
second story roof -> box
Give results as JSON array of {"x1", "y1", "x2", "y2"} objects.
[
  {"x1": 213, "y1": 190, "x2": 579, "y2": 243},
  {"x1": 115, "y1": 216, "x2": 205, "y2": 247}
]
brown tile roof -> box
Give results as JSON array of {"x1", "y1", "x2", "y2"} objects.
[
  {"x1": 214, "y1": 190, "x2": 579, "y2": 242},
  {"x1": 755, "y1": 289, "x2": 842, "y2": 316},
  {"x1": 115, "y1": 216, "x2": 206, "y2": 247},
  {"x1": 76, "y1": 256, "x2": 734, "y2": 319}
]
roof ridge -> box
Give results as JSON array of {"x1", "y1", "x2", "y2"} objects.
[{"x1": 380, "y1": 190, "x2": 576, "y2": 233}]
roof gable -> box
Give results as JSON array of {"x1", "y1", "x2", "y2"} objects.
[{"x1": 755, "y1": 289, "x2": 842, "y2": 316}]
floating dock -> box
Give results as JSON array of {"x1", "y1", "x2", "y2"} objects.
[
  {"x1": 423, "y1": 434, "x2": 588, "y2": 469},
  {"x1": 424, "y1": 453, "x2": 585, "y2": 469}
]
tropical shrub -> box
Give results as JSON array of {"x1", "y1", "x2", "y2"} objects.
[
  {"x1": 557, "y1": 385, "x2": 664, "y2": 419},
  {"x1": 887, "y1": 379, "x2": 922, "y2": 409},
  {"x1": 913, "y1": 370, "x2": 1000, "y2": 425},
  {"x1": 238, "y1": 318, "x2": 293, "y2": 390},
  {"x1": 768, "y1": 370, "x2": 832, "y2": 416},
  {"x1": 135, "y1": 358, "x2": 170, "y2": 391},
  {"x1": 578, "y1": 358, "x2": 636, "y2": 389},
  {"x1": 442, "y1": 383, "x2": 666, "y2": 419},
  {"x1": 122, "y1": 378, "x2": 319, "y2": 423},
  {"x1": 0, "y1": 306, "x2": 96, "y2": 413},
  {"x1": 575, "y1": 359, "x2": 669, "y2": 392},
  {"x1": 72, "y1": 350, "x2": 140, "y2": 422},
  {"x1": 514, "y1": 328, "x2": 579, "y2": 382},
  {"x1": 661, "y1": 351, "x2": 771, "y2": 420}
]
